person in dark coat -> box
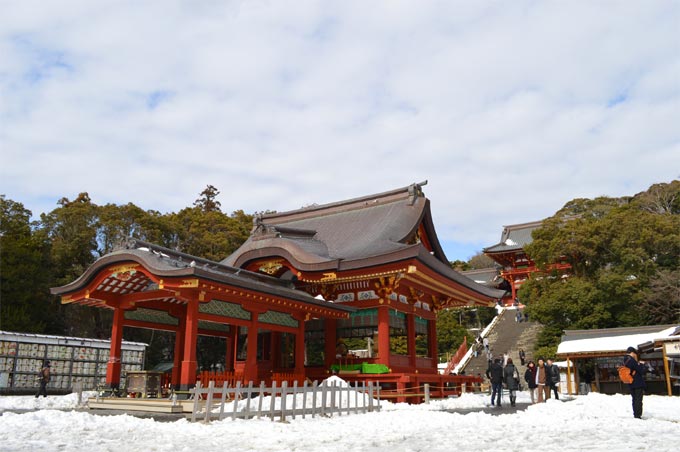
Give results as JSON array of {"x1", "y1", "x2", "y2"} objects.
[
  {"x1": 546, "y1": 358, "x2": 560, "y2": 400},
  {"x1": 35, "y1": 360, "x2": 50, "y2": 398},
  {"x1": 524, "y1": 360, "x2": 538, "y2": 403},
  {"x1": 623, "y1": 346, "x2": 648, "y2": 419},
  {"x1": 519, "y1": 349, "x2": 526, "y2": 366},
  {"x1": 486, "y1": 358, "x2": 504, "y2": 407},
  {"x1": 503, "y1": 358, "x2": 520, "y2": 407}
]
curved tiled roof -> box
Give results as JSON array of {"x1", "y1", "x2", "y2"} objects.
[
  {"x1": 51, "y1": 239, "x2": 354, "y2": 313},
  {"x1": 223, "y1": 183, "x2": 442, "y2": 267},
  {"x1": 483, "y1": 220, "x2": 542, "y2": 254},
  {"x1": 223, "y1": 183, "x2": 506, "y2": 300}
]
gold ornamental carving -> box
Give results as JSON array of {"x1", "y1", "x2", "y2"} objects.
[
  {"x1": 320, "y1": 272, "x2": 337, "y2": 282},
  {"x1": 318, "y1": 284, "x2": 338, "y2": 302},
  {"x1": 431, "y1": 296, "x2": 451, "y2": 312},
  {"x1": 110, "y1": 264, "x2": 140, "y2": 275},
  {"x1": 110, "y1": 264, "x2": 140, "y2": 281},
  {"x1": 179, "y1": 279, "x2": 199, "y2": 288},
  {"x1": 407, "y1": 287, "x2": 423, "y2": 305},
  {"x1": 374, "y1": 274, "x2": 403, "y2": 303},
  {"x1": 258, "y1": 260, "x2": 284, "y2": 275}
]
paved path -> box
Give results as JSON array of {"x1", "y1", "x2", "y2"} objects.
[{"x1": 444, "y1": 401, "x2": 532, "y2": 416}]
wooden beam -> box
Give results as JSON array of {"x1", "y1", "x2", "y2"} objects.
[
  {"x1": 123, "y1": 319, "x2": 179, "y2": 333},
  {"x1": 662, "y1": 344, "x2": 672, "y2": 396}
]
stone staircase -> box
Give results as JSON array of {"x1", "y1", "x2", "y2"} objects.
[{"x1": 462, "y1": 308, "x2": 542, "y2": 377}]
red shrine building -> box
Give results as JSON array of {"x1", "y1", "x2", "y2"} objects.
[
  {"x1": 51, "y1": 183, "x2": 504, "y2": 393},
  {"x1": 483, "y1": 221, "x2": 571, "y2": 304}
]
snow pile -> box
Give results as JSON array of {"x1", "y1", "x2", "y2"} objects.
[{"x1": 0, "y1": 391, "x2": 95, "y2": 410}]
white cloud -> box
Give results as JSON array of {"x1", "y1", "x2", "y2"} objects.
[{"x1": 1, "y1": 0, "x2": 679, "y2": 260}]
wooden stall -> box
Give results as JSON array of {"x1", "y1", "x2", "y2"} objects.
[{"x1": 556, "y1": 325, "x2": 680, "y2": 395}]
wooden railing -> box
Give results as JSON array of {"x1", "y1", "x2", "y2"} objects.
[
  {"x1": 189, "y1": 380, "x2": 381, "y2": 423},
  {"x1": 444, "y1": 337, "x2": 468, "y2": 375},
  {"x1": 271, "y1": 372, "x2": 306, "y2": 386},
  {"x1": 197, "y1": 370, "x2": 243, "y2": 388}
]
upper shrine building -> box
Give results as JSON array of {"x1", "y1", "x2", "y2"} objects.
[
  {"x1": 480, "y1": 221, "x2": 571, "y2": 304},
  {"x1": 52, "y1": 182, "x2": 505, "y2": 391}
]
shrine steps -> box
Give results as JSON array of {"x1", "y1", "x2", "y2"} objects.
[{"x1": 87, "y1": 397, "x2": 186, "y2": 413}]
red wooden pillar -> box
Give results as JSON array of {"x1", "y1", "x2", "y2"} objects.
[
  {"x1": 171, "y1": 311, "x2": 186, "y2": 388},
  {"x1": 428, "y1": 317, "x2": 438, "y2": 368},
  {"x1": 179, "y1": 298, "x2": 199, "y2": 389},
  {"x1": 226, "y1": 326, "x2": 237, "y2": 371},
  {"x1": 324, "y1": 318, "x2": 337, "y2": 368},
  {"x1": 377, "y1": 306, "x2": 390, "y2": 366},
  {"x1": 294, "y1": 313, "x2": 306, "y2": 374},
  {"x1": 510, "y1": 280, "x2": 517, "y2": 304},
  {"x1": 106, "y1": 306, "x2": 125, "y2": 388},
  {"x1": 244, "y1": 315, "x2": 260, "y2": 384},
  {"x1": 407, "y1": 312, "x2": 416, "y2": 369}
]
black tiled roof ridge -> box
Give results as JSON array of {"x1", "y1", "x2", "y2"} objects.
[
  {"x1": 501, "y1": 220, "x2": 543, "y2": 230},
  {"x1": 259, "y1": 181, "x2": 427, "y2": 221}
]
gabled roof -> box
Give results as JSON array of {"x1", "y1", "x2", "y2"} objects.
[
  {"x1": 483, "y1": 220, "x2": 542, "y2": 254},
  {"x1": 223, "y1": 182, "x2": 446, "y2": 268}
]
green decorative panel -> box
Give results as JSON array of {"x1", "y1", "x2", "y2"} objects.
[
  {"x1": 389, "y1": 309, "x2": 406, "y2": 329},
  {"x1": 125, "y1": 308, "x2": 179, "y2": 326},
  {"x1": 415, "y1": 316, "x2": 429, "y2": 334},
  {"x1": 198, "y1": 320, "x2": 231, "y2": 333},
  {"x1": 258, "y1": 311, "x2": 298, "y2": 328},
  {"x1": 338, "y1": 308, "x2": 377, "y2": 329},
  {"x1": 199, "y1": 299, "x2": 251, "y2": 320}
]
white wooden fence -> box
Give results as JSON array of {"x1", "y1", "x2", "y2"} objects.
[{"x1": 189, "y1": 380, "x2": 381, "y2": 423}]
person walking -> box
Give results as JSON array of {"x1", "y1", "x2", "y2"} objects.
[
  {"x1": 486, "y1": 358, "x2": 504, "y2": 407},
  {"x1": 546, "y1": 358, "x2": 560, "y2": 400},
  {"x1": 524, "y1": 360, "x2": 538, "y2": 403},
  {"x1": 519, "y1": 349, "x2": 526, "y2": 366},
  {"x1": 35, "y1": 360, "x2": 50, "y2": 398},
  {"x1": 503, "y1": 358, "x2": 520, "y2": 407},
  {"x1": 535, "y1": 358, "x2": 550, "y2": 402},
  {"x1": 623, "y1": 346, "x2": 647, "y2": 419}
]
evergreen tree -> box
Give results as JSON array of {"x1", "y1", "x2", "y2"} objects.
[
  {"x1": 436, "y1": 309, "x2": 474, "y2": 358},
  {"x1": 0, "y1": 196, "x2": 57, "y2": 333},
  {"x1": 193, "y1": 185, "x2": 222, "y2": 212},
  {"x1": 173, "y1": 187, "x2": 252, "y2": 261}
]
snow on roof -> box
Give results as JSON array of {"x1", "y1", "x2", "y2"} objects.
[{"x1": 557, "y1": 326, "x2": 679, "y2": 356}]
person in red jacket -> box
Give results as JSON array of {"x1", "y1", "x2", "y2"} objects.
[{"x1": 623, "y1": 347, "x2": 648, "y2": 419}]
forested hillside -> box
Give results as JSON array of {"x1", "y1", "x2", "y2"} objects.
[{"x1": 521, "y1": 180, "x2": 680, "y2": 358}]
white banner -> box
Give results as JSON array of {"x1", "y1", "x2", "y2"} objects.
[{"x1": 664, "y1": 341, "x2": 680, "y2": 357}]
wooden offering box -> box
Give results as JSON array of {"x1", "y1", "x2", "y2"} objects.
[{"x1": 126, "y1": 371, "x2": 162, "y2": 398}]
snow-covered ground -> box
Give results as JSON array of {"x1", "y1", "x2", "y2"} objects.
[{"x1": 1, "y1": 379, "x2": 678, "y2": 452}]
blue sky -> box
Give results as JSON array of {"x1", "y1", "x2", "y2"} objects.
[{"x1": 1, "y1": 1, "x2": 679, "y2": 261}]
